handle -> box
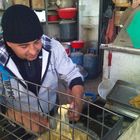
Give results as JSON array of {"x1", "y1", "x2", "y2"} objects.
[
  {"x1": 108, "y1": 51, "x2": 112, "y2": 66},
  {"x1": 108, "y1": 51, "x2": 112, "y2": 79}
]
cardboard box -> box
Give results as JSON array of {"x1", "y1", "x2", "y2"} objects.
[
  {"x1": 31, "y1": 0, "x2": 45, "y2": 10},
  {"x1": 13, "y1": 0, "x2": 29, "y2": 7}
]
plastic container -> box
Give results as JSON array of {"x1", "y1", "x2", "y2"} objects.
[
  {"x1": 83, "y1": 53, "x2": 99, "y2": 79},
  {"x1": 70, "y1": 52, "x2": 83, "y2": 66},
  {"x1": 71, "y1": 40, "x2": 85, "y2": 49},
  {"x1": 48, "y1": 15, "x2": 59, "y2": 21},
  {"x1": 57, "y1": 8, "x2": 77, "y2": 19},
  {"x1": 98, "y1": 79, "x2": 115, "y2": 100},
  {"x1": 59, "y1": 20, "x2": 77, "y2": 42},
  {"x1": 84, "y1": 92, "x2": 97, "y2": 102}
]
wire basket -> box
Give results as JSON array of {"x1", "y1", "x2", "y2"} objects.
[{"x1": 0, "y1": 72, "x2": 123, "y2": 140}]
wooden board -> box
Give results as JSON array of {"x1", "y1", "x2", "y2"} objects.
[{"x1": 13, "y1": 0, "x2": 29, "y2": 7}]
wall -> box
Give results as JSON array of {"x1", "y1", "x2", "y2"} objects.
[
  {"x1": 78, "y1": 0, "x2": 100, "y2": 41},
  {"x1": 103, "y1": 50, "x2": 140, "y2": 84}
]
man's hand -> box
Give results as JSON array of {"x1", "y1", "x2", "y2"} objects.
[
  {"x1": 68, "y1": 100, "x2": 83, "y2": 121},
  {"x1": 68, "y1": 85, "x2": 84, "y2": 121}
]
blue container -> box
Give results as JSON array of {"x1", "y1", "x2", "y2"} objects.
[
  {"x1": 84, "y1": 92, "x2": 97, "y2": 102},
  {"x1": 83, "y1": 53, "x2": 99, "y2": 79},
  {"x1": 89, "y1": 46, "x2": 98, "y2": 55},
  {"x1": 70, "y1": 52, "x2": 83, "y2": 66}
]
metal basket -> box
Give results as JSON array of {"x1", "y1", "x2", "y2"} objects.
[{"x1": 0, "y1": 72, "x2": 123, "y2": 140}]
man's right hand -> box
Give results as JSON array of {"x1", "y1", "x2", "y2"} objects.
[{"x1": 6, "y1": 108, "x2": 49, "y2": 133}]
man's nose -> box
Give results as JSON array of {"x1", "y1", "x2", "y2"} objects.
[{"x1": 28, "y1": 44, "x2": 37, "y2": 55}]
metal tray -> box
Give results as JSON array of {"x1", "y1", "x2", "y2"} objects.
[{"x1": 106, "y1": 80, "x2": 140, "y2": 116}]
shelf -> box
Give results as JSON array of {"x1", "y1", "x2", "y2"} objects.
[
  {"x1": 33, "y1": 8, "x2": 45, "y2": 11},
  {"x1": 48, "y1": 7, "x2": 58, "y2": 11},
  {"x1": 48, "y1": 20, "x2": 78, "y2": 25},
  {"x1": 48, "y1": 21, "x2": 59, "y2": 24},
  {"x1": 115, "y1": 2, "x2": 131, "y2": 7}
]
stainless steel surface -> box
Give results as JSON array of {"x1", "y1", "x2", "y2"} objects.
[
  {"x1": 0, "y1": 73, "x2": 123, "y2": 140},
  {"x1": 105, "y1": 102, "x2": 139, "y2": 119},
  {"x1": 100, "y1": 44, "x2": 140, "y2": 55},
  {"x1": 106, "y1": 80, "x2": 140, "y2": 119}
]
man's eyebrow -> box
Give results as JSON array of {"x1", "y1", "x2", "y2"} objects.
[
  {"x1": 18, "y1": 43, "x2": 29, "y2": 46},
  {"x1": 34, "y1": 39, "x2": 41, "y2": 42}
]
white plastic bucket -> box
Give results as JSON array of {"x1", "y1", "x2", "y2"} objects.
[{"x1": 98, "y1": 79, "x2": 115, "y2": 100}]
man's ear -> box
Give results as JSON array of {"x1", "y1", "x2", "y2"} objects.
[{"x1": 6, "y1": 42, "x2": 12, "y2": 48}]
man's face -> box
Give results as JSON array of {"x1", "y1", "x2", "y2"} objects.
[{"x1": 6, "y1": 39, "x2": 42, "y2": 61}]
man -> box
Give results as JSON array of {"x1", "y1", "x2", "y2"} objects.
[{"x1": 0, "y1": 5, "x2": 84, "y2": 133}]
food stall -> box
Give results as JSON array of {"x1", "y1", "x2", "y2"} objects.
[
  {"x1": 0, "y1": 0, "x2": 140, "y2": 140},
  {"x1": 100, "y1": 4, "x2": 140, "y2": 139}
]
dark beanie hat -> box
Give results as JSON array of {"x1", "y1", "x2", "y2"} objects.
[{"x1": 1, "y1": 4, "x2": 43, "y2": 43}]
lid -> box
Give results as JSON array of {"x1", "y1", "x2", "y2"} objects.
[
  {"x1": 59, "y1": 20, "x2": 76, "y2": 24},
  {"x1": 61, "y1": 42, "x2": 71, "y2": 45}
]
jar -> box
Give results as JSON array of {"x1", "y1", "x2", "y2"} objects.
[{"x1": 59, "y1": 20, "x2": 77, "y2": 42}]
